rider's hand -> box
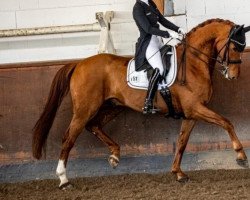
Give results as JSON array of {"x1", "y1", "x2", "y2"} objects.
[
  {"x1": 164, "y1": 32, "x2": 170, "y2": 38},
  {"x1": 178, "y1": 28, "x2": 186, "y2": 35},
  {"x1": 169, "y1": 31, "x2": 179, "y2": 39}
]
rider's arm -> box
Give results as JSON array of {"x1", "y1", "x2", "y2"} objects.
[
  {"x1": 156, "y1": 9, "x2": 179, "y2": 32},
  {"x1": 133, "y1": 4, "x2": 170, "y2": 38}
]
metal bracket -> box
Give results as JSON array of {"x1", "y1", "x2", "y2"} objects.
[
  {"x1": 96, "y1": 11, "x2": 116, "y2": 54},
  {"x1": 164, "y1": 0, "x2": 174, "y2": 16}
]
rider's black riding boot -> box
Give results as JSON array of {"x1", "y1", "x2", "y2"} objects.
[{"x1": 142, "y1": 68, "x2": 161, "y2": 114}]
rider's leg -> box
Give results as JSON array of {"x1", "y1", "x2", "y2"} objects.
[
  {"x1": 143, "y1": 68, "x2": 161, "y2": 114},
  {"x1": 143, "y1": 36, "x2": 164, "y2": 114},
  {"x1": 146, "y1": 35, "x2": 164, "y2": 75}
]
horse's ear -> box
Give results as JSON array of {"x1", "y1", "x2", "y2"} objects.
[
  {"x1": 234, "y1": 25, "x2": 244, "y2": 34},
  {"x1": 244, "y1": 26, "x2": 250, "y2": 33}
]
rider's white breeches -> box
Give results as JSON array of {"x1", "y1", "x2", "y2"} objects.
[{"x1": 145, "y1": 35, "x2": 164, "y2": 75}]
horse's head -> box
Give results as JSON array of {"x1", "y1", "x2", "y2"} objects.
[{"x1": 215, "y1": 24, "x2": 250, "y2": 80}]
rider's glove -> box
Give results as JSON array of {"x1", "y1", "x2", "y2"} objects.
[
  {"x1": 169, "y1": 31, "x2": 179, "y2": 39},
  {"x1": 178, "y1": 28, "x2": 186, "y2": 35}
]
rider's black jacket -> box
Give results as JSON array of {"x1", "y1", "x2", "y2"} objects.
[{"x1": 133, "y1": 0, "x2": 179, "y2": 70}]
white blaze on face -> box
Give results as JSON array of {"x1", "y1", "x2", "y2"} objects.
[
  {"x1": 225, "y1": 72, "x2": 229, "y2": 79},
  {"x1": 56, "y1": 160, "x2": 68, "y2": 186},
  {"x1": 225, "y1": 66, "x2": 230, "y2": 79}
]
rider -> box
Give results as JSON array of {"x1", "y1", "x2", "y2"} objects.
[{"x1": 133, "y1": 0, "x2": 185, "y2": 114}]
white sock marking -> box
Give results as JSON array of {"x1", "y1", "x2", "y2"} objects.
[{"x1": 56, "y1": 160, "x2": 69, "y2": 186}]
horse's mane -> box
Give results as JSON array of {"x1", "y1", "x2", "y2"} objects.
[
  {"x1": 176, "y1": 19, "x2": 235, "y2": 48},
  {"x1": 186, "y1": 18, "x2": 235, "y2": 37}
]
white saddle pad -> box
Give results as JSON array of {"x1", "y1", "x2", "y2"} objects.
[{"x1": 127, "y1": 46, "x2": 177, "y2": 90}]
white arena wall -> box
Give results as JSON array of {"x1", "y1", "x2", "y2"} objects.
[{"x1": 0, "y1": 0, "x2": 250, "y2": 64}]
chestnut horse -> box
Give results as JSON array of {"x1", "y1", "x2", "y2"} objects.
[{"x1": 33, "y1": 19, "x2": 250, "y2": 189}]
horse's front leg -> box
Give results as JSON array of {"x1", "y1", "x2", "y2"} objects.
[
  {"x1": 171, "y1": 119, "x2": 196, "y2": 182},
  {"x1": 193, "y1": 104, "x2": 248, "y2": 167}
]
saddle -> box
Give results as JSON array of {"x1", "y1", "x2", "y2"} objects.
[
  {"x1": 127, "y1": 44, "x2": 177, "y2": 90},
  {"x1": 138, "y1": 45, "x2": 173, "y2": 80},
  {"x1": 127, "y1": 44, "x2": 184, "y2": 119}
]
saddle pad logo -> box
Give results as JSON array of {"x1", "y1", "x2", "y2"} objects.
[{"x1": 130, "y1": 76, "x2": 138, "y2": 82}]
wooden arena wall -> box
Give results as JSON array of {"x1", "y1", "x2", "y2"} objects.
[
  {"x1": 0, "y1": 0, "x2": 250, "y2": 166},
  {"x1": 0, "y1": 51, "x2": 250, "y2": 165},
  {"x1": 0, "y1": 0, "x2": 250, "y2": 64}
]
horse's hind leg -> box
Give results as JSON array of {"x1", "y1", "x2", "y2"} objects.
[
  {"x1": 56, "y1": 102, "x2": 103, "y2": 189},
  {"x1": 86, "y1": 101, "x2": 124, "y2": 168},
  {"x1": 56, "y1": 112, "x2": 89, "y2": 189}
]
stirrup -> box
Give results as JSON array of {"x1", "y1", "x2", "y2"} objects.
[
  {"x1": 142, "y1": 99, "x2": 153, "y2": 114},
  {"x1": 142, "y1": 108, "x2": 157, "y2": 114},
  {"x1": 142, "y1": 105, "x2": 160, "y2": 114}
]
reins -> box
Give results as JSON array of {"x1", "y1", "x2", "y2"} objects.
[
  {"x1": 177, "y1": 26, "x2": 244, "y2": 83},
  {"x1": 177, "y1": 38, "x2": 240, "y2": 67},
  {"x1": 178, "y1": 36, "x2": 187, "y2": 85},
  {"x1": 130, "y1": 25, "x2": 244, "y2": 84},
  {"x1": 177, "y1": 38, "x2": 227, "y2": 83}
]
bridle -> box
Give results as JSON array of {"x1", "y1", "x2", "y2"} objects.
[
  {"x1": 177, "y1": 25, "x2": 245, "y2": 82},
  {"x1": 216, "y1": 26, "x2": 245, "y2": 77}
]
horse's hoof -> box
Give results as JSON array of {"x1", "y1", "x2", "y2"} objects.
[
  {"x1": 236, "y1": 159, "x2": 249, "y2": 168},
  {"x1": 108, "y1": 155, "x2": 119, "y2": 169},
  {"x1": 59, "y1": 182, "x2": 74, "y2": 190},
  {"x1": 177, "y1": 176, "x2": 189, "y2": 183}
]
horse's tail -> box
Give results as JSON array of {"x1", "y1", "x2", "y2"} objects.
[{"x1": 32, "y1": 63, "x2": 77, "y2": 159}]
